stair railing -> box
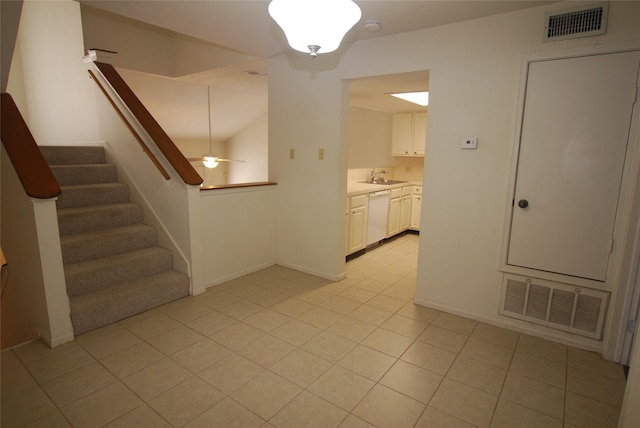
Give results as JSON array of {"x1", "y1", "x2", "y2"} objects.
[
  {"x1": 0, "y1": 93, "x2": 61, "y2": 199},
  {"x1": 1, "y1": 92, "x2": 74, "y2": 348},
  {"x1": 87, "y1": 58, "x2": 203, "y2": 186},
  {"x1": 88, "y1": 69, "x2": 171, "y2": 181}
]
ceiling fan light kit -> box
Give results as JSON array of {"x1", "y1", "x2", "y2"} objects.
[
  {"x1": 187, "y1": 86, "x2": 247, "y2": 169},
  {"x1": 268, "y1": 0, "x2": 362, "y2": 58},
  {"x1": 202, "y1": 156, "x2": 220, "y2": 169}
]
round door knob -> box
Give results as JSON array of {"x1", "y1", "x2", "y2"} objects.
[{"x1": 518, "y1": 199, "x2": 529, "y2": 209}]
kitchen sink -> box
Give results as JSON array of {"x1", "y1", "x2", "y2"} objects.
[{"x1": 359, "y1": 179, "x2": 408, "y2": 185}]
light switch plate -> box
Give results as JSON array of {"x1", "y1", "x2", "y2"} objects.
[{"x1": 461, "y1": 137, "x2": 478, "y2": 149}]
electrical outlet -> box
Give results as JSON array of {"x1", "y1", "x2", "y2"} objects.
[
  {"x1": 289, "y1": 148, "x2": 295, "y2": 159},
  {"x1": 318, "y1": 148, "x2": 324, "y2": 160},
  {"x1": 461, "y1": 137, "x2": 478, "y2": 149}
]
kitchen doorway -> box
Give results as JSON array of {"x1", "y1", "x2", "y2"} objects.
[{"x1": 345, "y1": 70, "x2": 430, "y2": 272}]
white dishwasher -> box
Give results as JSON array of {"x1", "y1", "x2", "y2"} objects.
[{"x1": 366, "y1": 189, "x2": 390, "y2": 246}]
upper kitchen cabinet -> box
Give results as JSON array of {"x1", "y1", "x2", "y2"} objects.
[{"x1": 392, "y1": 111, "x2": 426, "y2": 157}]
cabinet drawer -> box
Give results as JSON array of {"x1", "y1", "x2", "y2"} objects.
[
  {"x1": 350, "y1": 194, "x2": 368, "y2": 209},
  {"x1": 413, "y1": 186, "x2": 423, "y2": 195},
  {"x1": 402, "y1": 186, "x2": 412, "y2": 196},
  {"x1": 390, "y1": 188, "x2": 402, "y2": 199}
]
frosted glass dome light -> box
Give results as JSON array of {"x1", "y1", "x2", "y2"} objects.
[{"x1": 268, "y1": 0, "x2": 362, "y2": 58}]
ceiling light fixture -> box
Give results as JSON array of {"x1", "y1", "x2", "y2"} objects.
[
  {"x1": 268, "y1": 0, "x2": 362, "y2": 58},
  {"x1": 390, "y1": 91, "x2": 429, "y2": 107}
]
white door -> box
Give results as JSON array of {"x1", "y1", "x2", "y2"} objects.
[{"x1": 507, "y1": 51, "x2": 640, "y2": 282}]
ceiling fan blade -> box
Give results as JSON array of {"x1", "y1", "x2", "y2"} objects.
[{"x1": 187, "y1": 157, "x2": 246, "y2": 164}]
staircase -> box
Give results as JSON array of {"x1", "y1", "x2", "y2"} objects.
[{"x1": 40, "y1": 145, "x2": 190, "y2": 336}]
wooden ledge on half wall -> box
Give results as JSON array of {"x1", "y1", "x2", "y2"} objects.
[{"x1": 200, "y1": 182, "x2": 277, "y2": 191}]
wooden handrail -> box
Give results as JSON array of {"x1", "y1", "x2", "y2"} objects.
[
  {"x1": 0, "y1": 93, "x2": 61, "y2": 199},
  {"x1": 88, "y1": 70, "x2": 171, "y2": 180},
  {"x1": 93, "y1": 62, "x2": 203, "y2": 186}
]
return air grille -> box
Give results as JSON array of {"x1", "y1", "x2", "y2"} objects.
[
  {"x1": 500, "y1": 275, "x2": 609, "y2": 339},
  {"x1": 544, "y1": 2, "x2": 608, "y2": 42}
]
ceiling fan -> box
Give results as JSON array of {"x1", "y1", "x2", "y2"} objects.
[{"x1": 187, "y1": 86, "x2": 246, "y2": 169}]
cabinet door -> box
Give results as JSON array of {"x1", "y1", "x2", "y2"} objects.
[
  {"x1": 400, "y1": 195, "x2": 412, "y2": 231},
  {"x1": 348, "y1": 206, "x2": 367, "y2": 254},
  {"x1": 392, "y1": 113, "x2": 412, "y2": 156},
  {"x1": 410, "y1": 195, "x2": 422, "y2": 230},
  {"x1": 387, "y1": 197, "x2": 401, "y2": 237},
  {"x1": 345, "y1": 199, "x2": 350, "y2": 254},
  {"x1": 412, "y1": 112, "x2": 427, "y2": 155}
]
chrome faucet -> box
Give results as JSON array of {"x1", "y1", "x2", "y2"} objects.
[{"x1": 370, "y1": 169, "x2": 388, "y2": 182}]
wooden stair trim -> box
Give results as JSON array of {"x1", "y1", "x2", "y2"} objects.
[
  {"x1": 93, "y1": 62, "x2": 203, "y2": 186},
  {"x1": 0, "y1": 93, "x2": 61, "y2": 199},
  {"x1": 88, "y1": 69, "x2": 171, "y2": 181}
]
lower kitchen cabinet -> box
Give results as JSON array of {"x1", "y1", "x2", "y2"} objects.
[
  {"x1": 400, "y1": 194, "x2": 412, "y2": 231},
  {"x1": 388, "y1": 186, "x2": 413, "y2": 237},
  {"x1": 346, "y1": 194, "x2": 368, "y2": 255},
  {"x1": 347, "y1": 184, "x2": 422, "y2": 257},
  {"x1": 410, "y1": 186, "x2": 422, "y2": 230},
  {"x1": 387, "y1": 188, "x2": 402, "y2": 237}
]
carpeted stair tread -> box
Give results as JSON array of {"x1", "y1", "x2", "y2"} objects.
[
  {"x1": 51, "y1": 164, "x2": 117, "y2": 186},
  {"x1": 57, "y1": 203, "x2": 143, "y2": 236},
  {"x1": 44, "y1": 145, "x2": 190, "y2": 336},
  {"x1": 65, "y1": 246, "x2": 173, "y2": 297},
  {"x1": 40, "y1": 145, "x2": 105, "y2": 165},
  {"x1": 69, "y1": 271, "x2": 190, "y2": 335},
  {"x1": 57, "y1": 182, "x2": 129, "y2": 209},
  {"x1": 60, "y1": 224, "x2": 158, "y2": 265}
]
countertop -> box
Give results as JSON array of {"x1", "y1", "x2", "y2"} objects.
[{"x1": 347, "y1": 180, "x2": 422, "y2": 197}]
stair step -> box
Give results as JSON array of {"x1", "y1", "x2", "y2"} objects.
[
  {"x1": 57, "y1": 183, "x2": 129, "y2": 209},
  {"x1": 65, "y1": 247, "x2": 173, "y2": 297},
  {"x1": 61, "y1": 224, "x2": 158, "y2": 265},
  {"x1": 51, "y1": 164, "x2": 117, "y2": 186},
  {"x1": 69, "y1": 271, "x2": 190, "y2": 335},
  {"x1": 40, "y1": 145, "x2": 105, "y2": 165},
  {"x1": 57, "y1": 203, "x2": 143, "y2": 236},
  {"x1": 44, "y1": 144, "x2": 191, "y2": 336}
]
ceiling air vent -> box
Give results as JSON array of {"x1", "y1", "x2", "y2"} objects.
[{"x1": 544, "y1": 2, "x2": 608, "y2": 42}]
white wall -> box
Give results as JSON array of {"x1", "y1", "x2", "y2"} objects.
[
  {"x1": 269, "y1": 57, "x2": 349, "y2": 281},
  {"x1": 9, "y1": 0, "x2": 99, "y2": 145},
  {"x1": 80, "y1": 3, "x2": 257, "y2": 79},
  {"x1": 226, "y1": 112, "x2": 269, "y2": 184},
  {"x1": 199, "y1": 186, "x2": 276, "y2": 287},
  {"x1": 1, "y1": 0, "x2": 22, "y2": 93},
  {"x1": 347, "y1": 106, "x2": 393, "y2": 169},
  {"x1": 269, "y1": 1, "x2": 640, "y2": 338}
]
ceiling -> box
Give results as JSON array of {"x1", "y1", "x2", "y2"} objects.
[
  {"x1": 80, "y1": 1, "x2": 553, "y2": 59},
  {"x1": 79, "y1": 1, "x2": 553, "y2": 136},
  {"x1": 349, "y1": 70, "x2": 430, "y2": 113}
]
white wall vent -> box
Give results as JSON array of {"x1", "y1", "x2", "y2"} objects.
[
  {"x1": 544, "y1": 2, "x2": 608, "y2": 42},
  {"x1": 500, "y1": 274, "x2": 609, "y2": 339}
]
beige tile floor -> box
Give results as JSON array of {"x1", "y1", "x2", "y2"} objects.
[{"x1": 1, "y1": 233, "x2": 628, "y2": 427}]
